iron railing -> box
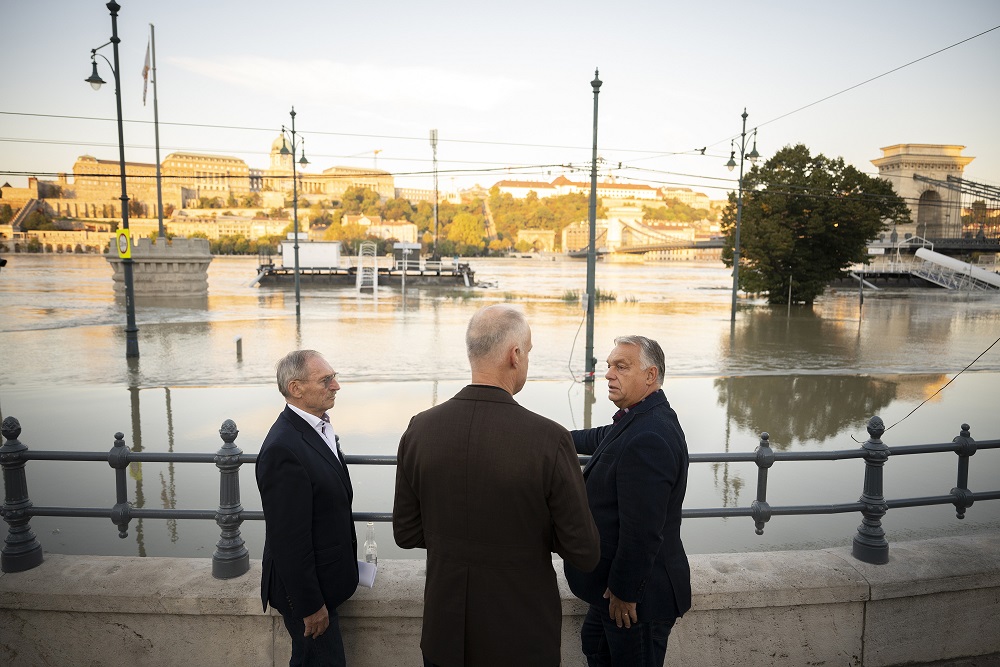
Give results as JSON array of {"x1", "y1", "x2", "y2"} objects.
[{"x1": 2, "y1": 415, "x2": 997, "y2": 579}]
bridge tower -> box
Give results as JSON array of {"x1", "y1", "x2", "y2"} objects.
[{"x1": 871, "y1": 144, "x2": 974, "y2": 238}]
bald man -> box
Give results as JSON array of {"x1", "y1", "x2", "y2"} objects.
[{"x1": 393, "y1": 304, "x2": 600, "y2": 667}]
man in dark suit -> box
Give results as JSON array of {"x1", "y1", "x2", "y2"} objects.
[
  {"x1": 393, "y1": 305, "x2": 600, "y2": 667},
  {"x1": 256, "y1": 350, "x2": 359, "y2": 666},
  {"x1": 564, "y1": 335, "x2": 691, "y2": 666}
]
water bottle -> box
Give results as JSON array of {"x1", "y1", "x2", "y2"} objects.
[{"x1": 364, "y1": 522, "x2": 378, "y2": 564}]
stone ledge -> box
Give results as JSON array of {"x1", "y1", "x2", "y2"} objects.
[
  {"x1": 3, "y1": 534, "x2": 997, "y2": 616},
  {"x1": 825, "y1": 532, "x2": 1000, "y2": 601},
  {"x1": 2, "y1": 533, "x2": 999, "y2": 667}
]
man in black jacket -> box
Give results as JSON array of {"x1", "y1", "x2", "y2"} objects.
[
  {"x1": 257, "y1": 350, "x2": 358, "y2": 666},
  {"x1": 565, "y1": 335, "x2": 691, "y2": 666}
]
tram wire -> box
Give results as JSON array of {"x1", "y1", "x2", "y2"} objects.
[{"x1": 858, "y1": 335, "x2": 1000, "y2": 439}]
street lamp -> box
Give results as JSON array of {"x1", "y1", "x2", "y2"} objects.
[
  {"x1": 86, "y1": 0, "x2": 138, "y2": 357},
  {"x1": 725, "y1": 108, "x2": 760, "y2": 323},
  {"x1": 278, "y1": 107, "x2": 309, "y2": 317},
  {"x1": 584, "y1": 69, "x2": 602, "y2": 383}
]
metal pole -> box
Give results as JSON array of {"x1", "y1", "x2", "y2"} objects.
[
  {"x1": 150, "y1": 24, "x2": 164, "y2": 239},
  {"x1": 731, "y1": 109, "x2": 747, "y2": 324},
  {"x1": 584, "y1": 69, "x2": 602, "y2": 383},
  {"x1": 0, "y1": 417, "x2": 44, "y2": 573},
  {"x1": 213, "y1": 419, "x2": 249, "y2": 578},
  {"x1": 431, "y1": 129, "x2": 439, "y2": 256},
  {"x1": 290, "y1": 107, "x2": 301, "y2": 317},
  {"x1": 852, "y1": 416, "x2": 890, "y2": 564},
  {"x1": 108, "y1": 0, "x2": 139, "y2": 357}
]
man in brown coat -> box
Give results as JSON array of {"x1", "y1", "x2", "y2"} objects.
[{"x1": 393, "y1": 304, "x2": 600, "y2": 667}]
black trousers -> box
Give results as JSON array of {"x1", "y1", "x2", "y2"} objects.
[
  {"x1": 281, "y1": 608, "x2": 347, "y2": 667},
  {"x1": 581, "y1": 603, "x2": 676, "y2": 667}
]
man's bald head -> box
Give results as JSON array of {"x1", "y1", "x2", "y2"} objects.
[{"x1": 466, "y1": 305, "x2": 530, "y2": 367}]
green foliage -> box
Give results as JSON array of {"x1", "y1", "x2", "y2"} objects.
[
  {"x1": 561, "y1": 288, "x2": 617, "y2": 302},
  {"x1": 208, "y1": 234, "x2": 279, "y2": 255},
  {"x1": 197, "y1": 196, "x2": 224, "y2": 209},
  {"x1": 0, "y1": 204, "x2": 15, "y2": 225},
  {"x1": 384, "y1": 197, "x2": 415, "y2": 221},
  {"x1": 721, "y1": 144, "x2": 910, "y2": 304},
  {"x1": 446, "y1": 212, "x2": 485, "y2": 248},
  {"x1": 487, "y1": 187, "x2": 604, "y2": 248},
  {"x1": 239, "y1": 193, "x2": 262, "y2": 208},
  {"x1": 340, "y1": 186, "x2": 382, "y2": 215},
  {"x1": 643, "y1": 198, "x2": 716, "y2": 223},
  {"x1": 22, "y1": 210, "x2": 56, "y2": 231}
]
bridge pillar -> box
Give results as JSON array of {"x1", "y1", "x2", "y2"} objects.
[{"x1": 871, "y1": 144, "x2": 973, "y2": 238}]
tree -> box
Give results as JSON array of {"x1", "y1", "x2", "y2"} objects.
[
  {"x1": 0, "y1": 204, "x2": 14, "y2": 225},
  {"x1": 22, "y1": 210, "x2": 56, "y2": 231},
  {"x1": 722, "y1": 144, "x2": 910, "y2": 304},
  {"x1": 128, "y1": 199, "x2": 146, "y2": 218},
  {"x1": 340, "y1": 186, "x2": 382, "y2": 215},
  {"x1": 446, "y1": 212, "x2": 485, "y2": 249},
  {"x1": 384, "y1": 197, "x2": 415, "y2": 221}
]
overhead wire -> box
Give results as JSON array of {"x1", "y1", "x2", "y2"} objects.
[{"x1": 2, "y1": 25, "x2": 998, "y2": 198}]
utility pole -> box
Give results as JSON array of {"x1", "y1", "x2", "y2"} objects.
[
  {"x1": 584, "y1": 69, "x2": 602, "y2": 382},
  {"x1": 430, "y1": 129, "x2": 439, "y2": 256}
]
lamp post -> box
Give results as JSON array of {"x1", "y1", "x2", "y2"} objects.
[
  {"x1": 279, "y1": 107, "x2": 309, "y2": 317},
  {"x1": 430, "y1": 129, "x2": 439, "y2": 257},
  {"x1": 86, "y1": 0, "x2": 138, "y2": 358},
  {"x1": 725, "y1": 108, "x2": 760, "y2": 324},
  {"x1": 584, "y1": 69, "x2": 602, "y2": 383}
]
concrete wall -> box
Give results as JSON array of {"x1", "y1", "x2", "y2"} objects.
[{"x1": 1, "y1": 533, "x2": 997, "y2": 666}]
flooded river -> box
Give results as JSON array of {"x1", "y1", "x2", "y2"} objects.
[{"x1": 0, "y1": 253, "x2": 997, "y2": 559}]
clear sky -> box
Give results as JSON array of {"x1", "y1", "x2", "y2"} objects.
[{"x1": 2, "y1": 0, "x2": 999, "y2": 198}]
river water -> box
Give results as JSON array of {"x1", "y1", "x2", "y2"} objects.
[{"x1": 0, "y1": 253, "x2": 997, "y2": 560}]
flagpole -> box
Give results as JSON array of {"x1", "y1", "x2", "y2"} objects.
[{"x1": 149, "y1": 24, "x2": 165, "y2": 239}]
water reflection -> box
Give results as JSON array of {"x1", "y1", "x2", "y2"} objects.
[{"x1": 714, "y1": 375, "x2": 900, "y2": 448}]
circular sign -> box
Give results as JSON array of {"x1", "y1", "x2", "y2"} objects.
[{"x1": 117, "y1": 232, "x2": 129, "y2": 255}]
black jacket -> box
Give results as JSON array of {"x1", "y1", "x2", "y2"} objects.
[
  {"x1": 564, "y1": 389, "x2": 692, "y2": 622},
  {"x1": 256, "y1": 406, "x2": 358, "y2": 617}
]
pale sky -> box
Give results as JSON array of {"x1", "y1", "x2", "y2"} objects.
[{"x1": 2, "y1": 0, "x2": 999, "y2": 198}]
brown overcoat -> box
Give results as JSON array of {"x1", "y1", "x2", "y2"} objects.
[{"x1": 393, "y1": 384, "x2": 600, "y2": 667}]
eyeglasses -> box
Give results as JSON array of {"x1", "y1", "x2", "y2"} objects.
[{"x1": 318, "y1": 372, "x2": 339, "y2": 386}]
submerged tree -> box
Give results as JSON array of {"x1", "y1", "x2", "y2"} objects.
[{"x1": 721, "y1": 144, "x2": 910, "y2": 304}]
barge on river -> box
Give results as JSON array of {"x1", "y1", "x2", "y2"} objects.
[{"x1": 250, "y1": 238, "x2": 475, "y2": 288}]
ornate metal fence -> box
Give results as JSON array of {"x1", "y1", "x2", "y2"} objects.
[{"x1": 2, "y1": 415, "x2": 997, "y2": 579}]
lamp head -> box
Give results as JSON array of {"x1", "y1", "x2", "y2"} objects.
[
  {"x1": 726, "y1": 150, "x2": 736, "y2": 172},
  {"x1": 747, "y1": 131, "x2": 760, "y2": 163},
  {"x1": 279, "y1": 135, "x2": 291, "y2": 156},
  {"x1": 85, "y1": 58, "x2": 105, "y2": 91}
]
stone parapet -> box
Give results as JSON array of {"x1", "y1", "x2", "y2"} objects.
[
  {"x1": 0, "y1": 533, "x2": 998, "y2": 666},
  {"x1": 105, "y1": 236, "x2": 212, "y2": 297}
]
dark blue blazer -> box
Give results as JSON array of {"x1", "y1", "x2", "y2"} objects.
[
  {"x1": 564, "y1": 389, "x2": 692, "y2": 622},
  {"x1": 256, "y1": 405, "x2": 359, "y2": 618}
]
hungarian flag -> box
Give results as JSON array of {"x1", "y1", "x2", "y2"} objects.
[{"x1": 142, "y1": 40, "x2": 151, "y2": 105}]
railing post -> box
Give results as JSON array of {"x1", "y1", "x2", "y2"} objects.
[
  {"x1": 108, "y1": 432, "x2": 133, "y2": 538},
  {"x1": 750, "y1": 432, "x2": 774, "y2": 535},
  {"x1": 1, "y1": 417, "x2": 44, "y2": 572},
  {"x1": 852, "y1": 416, "x2": 889, "y2": 564},
  {"x1": 213, "y1": 419, "x2": 248, "y2": 579},
  {"x1": 951, "y1": 423, "x2": 977, "y2": 519}
]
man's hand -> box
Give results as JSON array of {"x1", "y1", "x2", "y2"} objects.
[
  {"x1": 303, "y1": 604, "x2": 330, "y2": 639},
  {"x1": 604, "y1": 588, "x2": 637, "y2": 629}
]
